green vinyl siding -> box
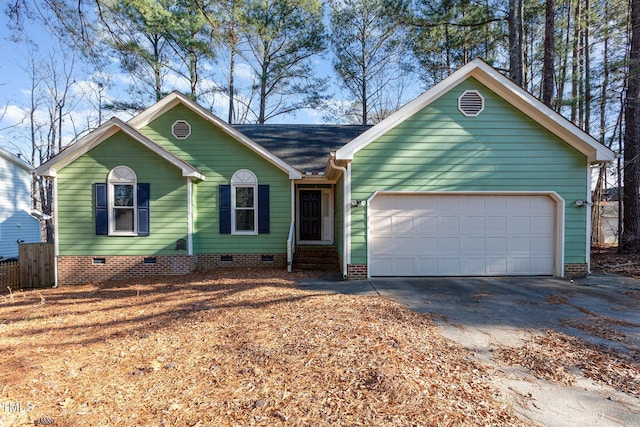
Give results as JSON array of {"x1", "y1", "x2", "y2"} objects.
[
  {"x1": 57, "y1": 133, "x2": 188, "y2": 256},
  {"x1": 140, "y1": 105, "x2": 291, "y2": 254},
  {"x1": 350, "y1": 78, "x2": 589, "y2": 265}
]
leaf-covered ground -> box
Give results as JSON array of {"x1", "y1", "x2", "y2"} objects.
[
  {"x1": 591, "y1": 245, "x2": 640, "y2": 278},
  {"x1": 1, "y1": 269, "x2": 525, "y2": 426}
]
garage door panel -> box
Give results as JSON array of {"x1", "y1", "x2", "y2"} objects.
[
  {"x1": 462, "y1": 216, "x2": 486, "y2": 233},
  {"x1": 371, "y1": 215, "x2": 393, "y2": 233},
  {"x1": 439, "y1": 237, "x2": 460, "y2": 252},
  {"x1": 486, "y1": 237, "x2": 507, "y2": 253},
  {"x1": 487, "y1": 258, "x2": 508, "y2": 274},
  {"x1": 439, "y1": 216, "x2": 460, "y2": 232},
  {"x1": 462, "y1": 237, "x2": 485, "y2": 252},
  {"x1": 487, "y1": 216, "x2": 507, "y2": 232},
  {"x1": 414, "y1": 258, "x2": 436, "y2": 275},
  {"x1": 394, "y1": 237, "x2": 415, "y2": 252},
  {"x1": 416, "y1": 216, "x2": 438, "y2": 232},
  {"x1": 438, "y1": 197, "x2": 460, "y2": 211},
  {"x1": 370, "y1": 194, "x2": 556, "y2": 276},
  {"x1": 439, "y1": 258, "x2": 461, "y2": 275},
  {"x1": 393, "y1": 216, "x2": 415, "y2": 232},
  {"x1": 509, "y1": 216, "x2": 532, "y2": 232},
  {"x1": 462, "y1": 258, "x2": 486, "y2": 275}
]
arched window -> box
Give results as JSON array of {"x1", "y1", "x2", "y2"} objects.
[
  {"x1": 95, "y1": 167, "x2": 149, "y2": 236},
  {"x1": 231, "y1": 170, "x2": 258, "y2": 234},
  {"x1": 108, "y1": 166, "x2": 137, "y2": 234}
]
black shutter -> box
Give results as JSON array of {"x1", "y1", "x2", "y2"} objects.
[
  {"x1": 137, "y1": 183, "x2": 150, "y2": 236},
  {"x1": 219, "y1": 184, "x2": 231, "y2": 234},
  {"x1": 258, "y1": 184, "x2": 270, "y2": 234},
  {"x1": 95, "y1": 183, "x2": 108, "y2": 235}
]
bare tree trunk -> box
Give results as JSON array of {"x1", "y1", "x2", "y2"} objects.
[
  {"x1": 571, "y1": 0, "x2": 582, "y2": 124},
  {"x1": 543, "y1": 0, "x2": 555, "y2": 106},
  {"x1": 509, "y1": 0, "x2": 524, "y2": 86},
  {"x1": 623, "y1": 0, "x2": 640, "y2": 252},
  {"x1": 228, "y1": 46, "x2": 236, "y2": 124},
  {"x1": 555, "y1": 0, "x2": 572, "y2": 111},
  {"x1": 592, "y1": 0, "x2": 612, "y2": 246},
  {"x1": 584, "y1": 0, "x2": 591, "y2": 134}
]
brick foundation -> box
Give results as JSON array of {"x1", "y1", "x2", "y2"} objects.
[
  {"x1": 347, "y1": 264, "x2": 368, "y2": 280},
  {"x1": 564, "y1": 263, "x2": 588, "y2": 278},
  {"x1": 346, "y1": 263, "x2": 587, "y2": 280},
  {"x1": 57, "y1": 253, "x2": 286, "y2": 285},
  {"x1": 195, "y1": 253, "x2": 286, "y2": 270}
]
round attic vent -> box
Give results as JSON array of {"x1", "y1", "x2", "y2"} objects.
[
  {"x1": 172, "y1": 120, "x2": 191, "y2": 139},
  {"x1": 458, "y1": 90, "x2": 484, "y2": 117}
]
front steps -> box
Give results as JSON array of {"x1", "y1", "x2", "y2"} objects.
[{"x1": 292, "y1": 246, "x2": 341, "y2": 272}]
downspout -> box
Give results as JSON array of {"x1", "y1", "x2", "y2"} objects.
[
  {"x1": 288, "y1": 180, "x2": 295, "y2": 273},
  {"x1": 586, "y1": 164, "x2": 593, "y2": 274},
  {"x1": 52, "y1": 172, "x2": 59, "y2": 288},
  {"x1": 329, "y1": 153, "x2": 349, "y2": 279},
  {"x1": 187, "y1": 178, "x2": 193, "y2": 255}
]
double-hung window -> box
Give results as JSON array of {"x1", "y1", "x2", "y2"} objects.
[
  {"x1": 95, "y1": 166, "x2": 150, "y2": 236},
  {"x1": 219, "y1": 170, "x2": 269, "y2": 235},
  {"x1": 231, "y1": 170, "x2": 258, "y2": 234}
]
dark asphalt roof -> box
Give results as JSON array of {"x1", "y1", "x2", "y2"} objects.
[{"x1": 233, "y1": 124, "x2": 372, "y2": 173}]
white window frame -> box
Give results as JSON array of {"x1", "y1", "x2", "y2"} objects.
[
  {"x1": 231, "y1": 169, "x2": 258, "y2": 235},
  {"x1": 108, "y1": 166, "x2": 137, "y2": 236}
]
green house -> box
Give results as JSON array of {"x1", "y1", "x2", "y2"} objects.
[{"x1": 36, "y1": 60, "x2": 614, "y2": 285}]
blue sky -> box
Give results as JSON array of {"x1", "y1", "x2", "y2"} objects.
[{"x1": 0, "y1": 7, "x2": 349, "y2": 163}]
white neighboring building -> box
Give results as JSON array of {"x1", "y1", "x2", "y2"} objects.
[{"x1": 0, "y1": 147, "x2": 43, "y2": 260}]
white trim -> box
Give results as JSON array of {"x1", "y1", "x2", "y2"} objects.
[
  {"x1": 187, "y1": 178, "x2": 193, "y2": 255},
  {"x1": 366, "y1": 190, "x2": 565, "y2": 278},
  {"x1": 108, "y1": 166, "x2": 138, "y2": 236},
  {"x1": 231, "y1": 169, "x2": 258, "y2": 235},
  {"x1": 35, "y1": 118, "x2": 205, "y2": 180},
  {"x1": 336, "y1": 59, "x2": 614, "y2": 164},
  {"x1": 295, "y1": 187, "x2": 334, "y2": 245},
  {"x1": 345, "y1": 163, "x2": 352, "y2": 275},
  {"x1": 291, "y1": 181, "x2": 296, "y2": 230},
  {"x1": 128, "y1": 92, "x2": 302, "y2": 179}
]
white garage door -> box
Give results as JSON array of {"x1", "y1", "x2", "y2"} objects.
[{"x1": 369, "y1": 194, "x2": 556, "y2": 276}]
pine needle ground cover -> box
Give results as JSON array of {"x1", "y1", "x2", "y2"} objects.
[{"x1": 1, "y1": 269, "x2": 525, "y2": 426}]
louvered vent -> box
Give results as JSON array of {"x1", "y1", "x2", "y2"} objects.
[
  {"x1": 458, "y1": 90, "x2": 484, "y2": 117},
  {"x1": 172, "y1": 120, "x2": 191, "y2": 139}
]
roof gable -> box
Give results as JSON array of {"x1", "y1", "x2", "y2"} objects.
[
  {"x1": 128, "y1": 92, "x2": 303, "y2": 179},
  {"x1": 336, "y1": 59, "x2": 615, "y2": 164},
  {"x1": 35, "y1": 118, "x2": 204, "y2": 180},
  {"x1": 0, "y1": 146, "x2": 32, "y2": 172}
]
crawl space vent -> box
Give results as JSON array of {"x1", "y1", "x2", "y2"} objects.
[
  {"x1": 172, "y1": 120, "x2": 191, "y2": 139},
  {"x1": 458, "y1": 90, "x2": 484, "y2": 117}
]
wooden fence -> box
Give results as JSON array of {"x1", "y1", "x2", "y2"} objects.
[
  {"x1": 19, "y1": 243, "x2": 55, "y2": 289},
  {"x1": 0, "y1": 261, "x2": 20, "y2": 291}
]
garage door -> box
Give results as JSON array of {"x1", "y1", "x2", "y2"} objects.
[{"x1": 369, "y1": 194, "x2": 556, "y2": 276}]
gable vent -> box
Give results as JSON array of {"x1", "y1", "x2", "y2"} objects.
[
  {"x1": 172, "y1": 120, "x2": 191, "y2": 139},
  {"x1": 458, "y1": 90, "x2": 484, "y2": 117}
]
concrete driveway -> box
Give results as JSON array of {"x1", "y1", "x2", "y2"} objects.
[{"x1": 297, "y1": 274, "x2": 640, "y2": 426}]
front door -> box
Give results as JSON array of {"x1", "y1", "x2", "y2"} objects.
[{"x1": 300, "y1": 190, "x2": 322, "y2": 241}]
